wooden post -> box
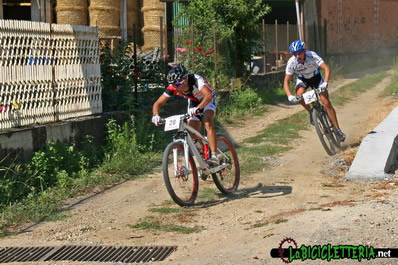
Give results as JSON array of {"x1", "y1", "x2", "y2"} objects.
[
  {"x1": 324, "y1": 18, "x2": 327, "y2": 57},
  {"x1": 164, "y1": 17, "x2": 168, "y2": 61},
  {"x1": 190, "y1": 21, "x2": 194, "y2": 69},
  {"x1": 133, "y1": 24, "x2": 138, "y2": 102},
  {"x1": 262, "y1": 19, "x2": 267, "y2": 73},
  {"x1": 275, "y1": 19, "x2": 279, "y2": 67},
  {"x1": 160, "y1": 17, "x2": 164, "y2": 59},
  {"x1": 213, "y1": 24, "x2": 217, "y2": 89},
  {"x1": 0, "y1": 0, "x2": 3, "y2": 19},
  {"x1": 40, "y1": 0, "x2": 45, "y2": 22},
  {"x1": 301, "y1": 9, "x2": 305, "y2": 41},
  {"x1": 45, "y1": 0, "x2": 51, "y2": 23},
  {"x1": 120, "y1": 0, "x2": 128, "y2": 41},
  {"x1": 287, "y1": 21, "x2": 290, "y2": 50}
]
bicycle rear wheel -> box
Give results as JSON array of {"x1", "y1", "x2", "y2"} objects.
[
  {"x1": 212, "y1": 134, "x2": 240, "y2": 194},
  {"x1": 162, "y1": 142, "x2": 199, "y2": 207},
  {"x1": 312, "y1": 108, "x2": 339, "y2": 156}
]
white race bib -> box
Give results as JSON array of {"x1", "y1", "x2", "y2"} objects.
[
  {"x1": 164, "y1": 115, "x2": 182, "y2": 131},
  {"x1": 303, "y1": 90, "x2": 317, "y2": 105}
]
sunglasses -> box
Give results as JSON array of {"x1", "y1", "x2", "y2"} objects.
[
  {"x1": 292, "y1": 50, "x2": 305, "y2": 56},
  {"x1": 174, "y1": 80, "x2": 185, "y2": 87}
]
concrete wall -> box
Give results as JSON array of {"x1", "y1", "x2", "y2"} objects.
[
  {"x1": 0, "y1": 113, "x2": 130, "y2": 166},
  {"x1": 319, "y1": 0, "x2": 398, "y2": 54}
]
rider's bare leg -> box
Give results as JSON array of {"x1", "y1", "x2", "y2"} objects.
[
  {"x1": 319, "y1": 91, "x2": 340, "y2": 129},
  {"x1": 203, "y1": 110, "x2": 217, "y2": 154},
  {"x1": 296, "y1": 86, "x2": 311, "y2": 112},
  {"x1": 187, "y1": 119, "x2": 202, "y2": 142}
]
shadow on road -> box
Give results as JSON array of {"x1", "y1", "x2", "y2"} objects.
[{"x1": 194, "y1": 183, "x2": 292, "y2": 208}]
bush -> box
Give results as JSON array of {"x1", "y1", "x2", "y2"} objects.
[
  {"x1": 101, "y1": 114, "x2": 168, "y2": 175},
  {"x1": 220, "y1": 87, "x2": 262, "y2": 117}
]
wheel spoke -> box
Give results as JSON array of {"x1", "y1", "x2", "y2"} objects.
[
  {"x1": 212, "y1": 135, "x2": 240, "y2": 194},
  {"x1": 163, "y1": 142, "x2": 198, "y2": 206}
]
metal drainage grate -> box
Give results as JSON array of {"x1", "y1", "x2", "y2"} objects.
[{"x1": 0, "y1": 245, "x2": 177, "y2": 263}]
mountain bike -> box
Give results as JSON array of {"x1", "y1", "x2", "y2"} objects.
[
  {"x1": 159, "y1": 113, "x2": 240, "y2": 207},
  {"x1": 297, "y1": 87, "x2": 341, "y2": 156}
]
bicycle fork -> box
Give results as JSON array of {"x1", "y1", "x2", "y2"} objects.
[{"x1": 171, "y1": 139, "x2": 191, "y2": 176}]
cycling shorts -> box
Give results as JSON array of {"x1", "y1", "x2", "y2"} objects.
[
  {"x1": 296, "y1": 73, "x2": 326, "y2": 91},
  {"x1": 188, "y1": 96, "x2": 216, "y2": 121}
]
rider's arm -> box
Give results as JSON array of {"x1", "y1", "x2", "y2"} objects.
[
  {"x1": 196, "y1": 86, "x2": 213, "y2": 110},
  {"x1": 320, "y1": 62, "x2": 331, "y2": 83},
  {"x1": 152, "y1": 94, "x2": 169, "y2": 115},
  {"x1": 283, "y1": 74, "x2": 294, "y2": 96}
]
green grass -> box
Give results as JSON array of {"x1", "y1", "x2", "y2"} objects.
[
  {"x1": 322, "y1": 183, "x2": 345, "y2": 188},
  {"x1": 244, "y1": 111, "x2": 309, "y2": 145},
  {"x1": 148, "y1": 207, "x2": 185, "y2": 214},
  {"x1": 43, "y1": 212, "x2": 71, "y2": 222},
  {"x1": 274, "y1": 218, "x2": 288, "y2": 224},
  {"x1": 196, "y1": 188, "x2": 220, "y2": 201},
  {"x1": 80, "y1": 227, "x2": 96, "y2": 232},
  {"x1": 249, "y1": 221, "x2": 269, "y2": 229},
  {"x1": 238, "y1": 111, "x2": 308, "y2": 175},
  {"x1": 333, "y1": 71, "x2": 389, "y2": 106},
  {"x1": 385, "y1": 70, "x2": 398, "y2": 96},
  {"x1": 127, "y1": 222, "x2": 202, "y2": 234}
]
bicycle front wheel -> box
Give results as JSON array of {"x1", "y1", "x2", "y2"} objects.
[
  {"x1": 212, "y1": 134, "x2": 240, "y2": 194},
  {"x1": 162, "y1": 142, "x2": 199, "y2": 207},
  {"x1": 312, "y1": 108, "x2": 338, "y2": 156}
]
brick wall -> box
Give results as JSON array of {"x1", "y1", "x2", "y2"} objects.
[{"x1": 320, "y1": 0, "x2": 398, "y2": 54}]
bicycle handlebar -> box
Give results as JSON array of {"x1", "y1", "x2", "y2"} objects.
[
  {"x1": 295, "y1": 87, "x2": 323, "y2": 101},
  {"x1": 157, "y1": 111, "x2": 204, "y2": 126}
]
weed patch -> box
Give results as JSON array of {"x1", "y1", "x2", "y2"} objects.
[
  {"x1": 128, "y1": 221, "x2": 202, "y2": 234},
  {"x1": 148, "y1": 207, "x2": 185, "y2": 214}
]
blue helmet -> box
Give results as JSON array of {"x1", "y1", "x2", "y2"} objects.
[{"x1": 289, "y1": 40, "x2": 306, "y2": 53}]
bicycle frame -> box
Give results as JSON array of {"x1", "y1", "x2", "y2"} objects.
[{"x1": 172, "y1": 118, "x2": 230, "y2": 176}]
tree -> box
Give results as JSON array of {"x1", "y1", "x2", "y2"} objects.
[{"x1": 176, "y1": 0, "x2": 270, "y2": 77}]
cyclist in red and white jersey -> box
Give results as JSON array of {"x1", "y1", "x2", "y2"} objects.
[
  {"x1": 284, "y1": 40, "x2": 345, "y2": 142},
  {"x1": 152, "y1": 64, "x2": 220, "y2": 165}
]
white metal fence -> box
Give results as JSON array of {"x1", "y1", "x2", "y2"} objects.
[{"x1": 0, "y1": 20, "x2": 102, "y2": 130}]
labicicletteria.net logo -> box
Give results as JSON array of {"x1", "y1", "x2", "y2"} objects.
[{"x1": 270, "y1": 237, "x2": 398, "y2": 263}]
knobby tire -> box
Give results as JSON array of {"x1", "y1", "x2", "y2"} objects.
[
  {"x1": 212, "y1": 134, "x2": 240, "y2": 194},
  {"x1": 162, "y1": 141, "x2": 199, "y2": 207}
]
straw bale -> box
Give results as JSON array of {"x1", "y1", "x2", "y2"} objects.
[
  {"x1": 141, "y1": 0, "x2": 164, "y2": 29},
  {"x1": 56, "y1": 0, "x2": 88, "y2": 25},
  {"x1": 142, "y1": 0, "x2": 163, "y2": 10},
  {"x1": 57, "y1": 0, "x2": 87, "y2": 7},
  {"x1": 90, "y1": 0, "x2": 120, "y2": 9},
  {"x1": 142, "y1": 25, "x2": 160, "y2": 32},
  {"x1": 98, "y1": 26, "x2": 120, "y2": 37},
  {"x1": 57, "y1": 8, "x2": 88, "y2": 25},
  {"x1": 89, "y1": 6, "x2": 120, "y2": 26},
  {"x1": 143, "y1": 15, "x2": 163, "y2": 28},
  {"x1": 56, "y1": 8, "x2": 87, "y2": 25},
  {"x1": 142, "y1": 27, "x2": 161, "y2": 52}
]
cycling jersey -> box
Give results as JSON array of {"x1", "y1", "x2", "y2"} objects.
[
  {"x1": 285, "y1": 50, "x2": 324, "y2": 79},
  {"x1": 163, "y1": 74, "x2": 215, "y2": 107}
]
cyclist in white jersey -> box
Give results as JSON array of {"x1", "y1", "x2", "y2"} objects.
[
  {"x1": 151, "y1": 64, "x2": 220, "y2": 166},
  {"x1": 283, "y1": 40, "x2": 345, "y2": 142}
]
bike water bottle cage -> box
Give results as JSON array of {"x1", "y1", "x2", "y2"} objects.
[{"x1": 289, "y1": 40, "x2": 306, "y2": 53}]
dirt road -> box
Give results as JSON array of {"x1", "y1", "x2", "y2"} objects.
[{"x1": 1, "y1": 69, "x2": 397, "y2": 265}]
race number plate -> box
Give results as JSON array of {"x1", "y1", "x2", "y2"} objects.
[
  {"x1": 164, "y1": 115, "x2": 181, "y2": 131},
  {"x1": 303, "y1": 90, "x2": 317, "y2": 105}
]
